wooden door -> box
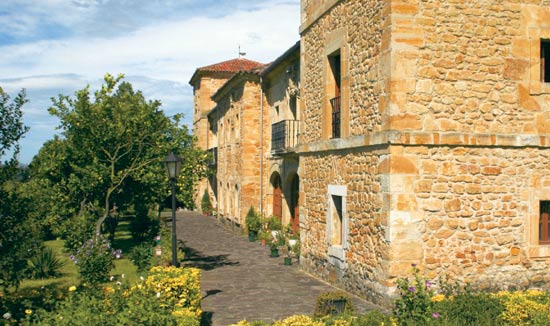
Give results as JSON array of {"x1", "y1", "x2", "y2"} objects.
[{"x1": 273, "y1": 175, "x2": 282, "y2": 220}]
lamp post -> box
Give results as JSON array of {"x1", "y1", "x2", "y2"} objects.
[{"x1": 164, "y1": 152, "x2": 183, "y2": 266}]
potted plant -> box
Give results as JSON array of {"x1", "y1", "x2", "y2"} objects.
[
  {"x1": 245, "y1": 206, "x2": 261, "y2": 242},
  {"x1": 257, "y1": 229, "x2": 270, "y2": 246},
  {"x1": 269, "y1": 238, "x2": 280, "y2": 257},
  {"x1": 201, "y1": 190, "x2": 213, "y2": 216}
]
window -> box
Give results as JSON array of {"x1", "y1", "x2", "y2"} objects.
[
  {"x1": 330, "y1": 195, "x2": 343, "y2": 245},
  {"x1": 540, "y1": 201, "x2": 550, "y2": 244},
  {"x1": 542, "y1": 40, "x2": 550, "y2": 83},
  {"x1": 326, "y1": 185, "x2": 348, "y2": 268},
  {"x1": 328, "y1": 52, "x2": 341, "y2": 139}
]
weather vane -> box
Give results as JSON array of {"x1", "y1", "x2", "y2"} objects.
[{"x1": 238, "y1": 45, "x2": 246, "y2": 57}]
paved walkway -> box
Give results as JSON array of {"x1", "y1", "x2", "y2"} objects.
[{"x1": 175, "y1": 210, "x2": 382, "y2": 326}]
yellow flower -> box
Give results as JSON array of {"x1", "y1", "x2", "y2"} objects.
[
  {"x1": 68, "y1": 286, "x2": 77, "y2": 292},
  {"x1": 431, "y1": 294, "x2": 446, "y2": 302},
  {"x1": 25, "y1": 309, "x2": 32, "y2": 315}
]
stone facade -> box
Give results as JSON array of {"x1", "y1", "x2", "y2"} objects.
[
  {"x1": 264, "y1": 42, "x2": 301, "y2": 230},
  {"x1": 299, "y1": 0, "x2": 550, "y2": 306},
  {"x1": 190, "y1": 58, "x2": 264, "y2": 212},
  {"x1": 209, "y1": 71, "x2": 271, "y2": 224}
]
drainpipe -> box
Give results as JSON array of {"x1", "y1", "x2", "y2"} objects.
[{"x1": 259, "y1": 76, "x2": 264, "y2": 216}]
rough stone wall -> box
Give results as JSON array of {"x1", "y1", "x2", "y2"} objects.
[
  {"x1": 264, "y1": 56, "x2": 300, "y2": 224},
  {"x1": 192, "y1": 76, "x2": 230, "y2": 211},
  {"x1": 397, "y1": 145, "x2": 550, "y2": 291},
  {"x1": 300, "y1": 0, "x2": 389, "y2": 142},
  {"x1": 300, "y1": 148, "x2": 389, "y2": 303},
  {"x1": 213, "y1": 77, "x2": 269, "y2": 225},
  {"x1": 388, "y1": 0, "x2": 550, "y2": 134},
  {"x1": 299, "y1": 0, "x2": 550, "y2": 305}
]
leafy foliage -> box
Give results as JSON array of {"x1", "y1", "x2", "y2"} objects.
[
  {"x1": 129, "y1": 243, "x2": 153, "y2": 272},
  {"x1": 130, "y1": 208, "x2": 160, "y2": 242},
  {"x1": 21, "y1": 266, "x2": 201, "y2": 325},
  {"x1": 313, "y1": 291, "x2": 354, "y2": 317},
  {"x1": 393, "y1": 265, "x2": 435, "y2": 325},
  {"x1": 0, "y1": 87, "x2": 38, "y2": 292},
  {"x1": 245, "y1": 206, "x2": 261, "y2": 233},
  {"x1": 0, "y1": 87, "x2": 29, "y2": 177},
  {"x1": 27, "y1": 247, "x2": 65, "y2": 279},
  {"x1": 71, "y1": 234, "x2": 117, "y2": 284},
  {"x1": 26, "y1": 74, "x2": 207, "y2": 243},
  {"x1": 200, "y1": 190, "x2": 213, "y2": 215}
]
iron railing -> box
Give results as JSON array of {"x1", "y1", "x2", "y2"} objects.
[
  {"x1": 271, "y1": 119, "x2": 299, "y2": 152},
  {"x1": 330, "y1": 96, "x2": 341, "y2": 139}
]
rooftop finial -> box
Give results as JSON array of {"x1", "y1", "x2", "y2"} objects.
[{"x1": 238, "y1": 45, "x2": 246, "y2": 57}]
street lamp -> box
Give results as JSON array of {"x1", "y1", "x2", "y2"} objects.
[{"x1": 164, "y1": 152, "x2": 183, "y2": 266}]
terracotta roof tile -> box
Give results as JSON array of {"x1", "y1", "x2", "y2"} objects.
[{"x1": 197, "y1": 58, "x2": 264, "y2": 73}]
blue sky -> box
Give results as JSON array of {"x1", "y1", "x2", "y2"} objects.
[{"x1": 0, "y1": 0, "x2": 300, "y2": 163}]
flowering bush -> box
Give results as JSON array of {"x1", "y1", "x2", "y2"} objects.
[
  {"x1": 494, "y1": 290, "x2": 550, "y2": 325},
  {"x1": 393, "y1": 265, "x2": 436, "y2": 324},
  {"x1": 20, "y1": 266, "x2": 202, "y2": 325},
  {"x1": 71, "y1": 234, "x2": 120, "y2": 284}
]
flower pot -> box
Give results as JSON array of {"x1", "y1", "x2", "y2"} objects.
[
  {"x1": 270, "y1": 248, "x2": 279, "y2": 257},
  {"x1": 248, "y1": 232, "x2": 258, "y2": 242},
  {"x1": 283, "y1": 257, "x2": 292, "y2": 265}
]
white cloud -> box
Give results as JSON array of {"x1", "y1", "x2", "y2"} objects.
[{"x1": 0, "y1": 0, "x2": 300, "y2": 163}]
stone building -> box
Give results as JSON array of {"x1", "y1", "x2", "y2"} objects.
[
  {"x1": 264, "y1": 42, "x2": 301, "y2": 230},
  {"x1": 190, "y1": 58, "x2": 264, "y2": 212},
  {"x1": 298, "y1": 0, "x2": 550, "y2": 305},
  {"x1": 190, "y1": 44, "x2": 302, "y2": 227},
  {"x1": 207, "y1": 67, "x2": 269, "y2": 224}
]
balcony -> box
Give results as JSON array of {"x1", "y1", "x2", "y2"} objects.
[
  {"x1": 330, "y1": 96, "x2": 341, "y2": 139},
  {"x1": 207, "y1": 147, "x2": 218, "y2": 168},
  {"x1": 271, "y1": 119, "x2": 299, "y2": 154}
]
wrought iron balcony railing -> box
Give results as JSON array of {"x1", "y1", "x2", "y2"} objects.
[
  {"x1": 330, "y1": 96, "x2": 341, "y2": 139},
  {"x1": 271, "y1": 119, "x2": 299, "y2": 153}
]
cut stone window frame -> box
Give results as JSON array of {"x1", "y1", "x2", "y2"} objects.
[
  {"x1": 528, "y1": 28, "x2": 550, "y2": 94},
  {"x1": 527, "y1": 190, "x2": 550, "y2": 258},
  {"x1": 326, "y1": 185, "x2": 348, "y2": 268},
  {"x1": 323, "y1": 27, "x2": 348, "y2": 139}
]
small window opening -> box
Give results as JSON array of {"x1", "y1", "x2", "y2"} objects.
[
  {"x1": 539, "y1": 201, "x2": 550, "y2": 244},
  {"x1": 330, "y1": 195, "x2": 343, "y2": 246},
  {"x1": 542, "y1": 40, "x2": 550, "y2": 83},
  {"x1": 328, "y1": 52, "x2": 341, "y2": 139}
]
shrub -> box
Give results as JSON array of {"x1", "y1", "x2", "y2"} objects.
[
  {"x1": 494, "y1": 290, "x2": 550, "y2": 325},
  {"x1": 320, "y1": 311, "x2": 393, "y2": 326},
  {"x1": 313, "y1": 291, "x2": 354, "y2": 317},
  {"x1": 61, "y1": 212, "x2": 96, "y2": 252},
  {"x1": 129, "y1": 243, "x2": 153, "y2": 272},
  {"x1": 22, "y1": 266, "x2": 202, "y2": 325},
  {"x1": 273, "y1": 315, "x2": 324, "y2": 326},
  {"x1": 393, "y1": 265, "x2": 435, "y2": 325},
  {"x1": 130, "y1": 212, "x2": 160, "y2": 242},
  {"x1": 267, "y1": 216, "x2": 283, "y2": 231},
  {"x1": 71, "y1": 234, "x2": 118, "y2": 284},
  {"x1": 245, "y1": 206, "x2": 261, "y2": 234},
  {"x1": 200, "y1": 190, "x2": 213, "y2": 216},
  {"x1": 432, "y1": 292, "x2": 503, "y2": 325},
  {"x1": 27, "y1": 247, "x2": 65, "y2": 279}
]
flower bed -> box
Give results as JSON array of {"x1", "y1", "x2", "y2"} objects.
[{"x1": 13, "y1": 266, "x2": 202, "y2": 325}]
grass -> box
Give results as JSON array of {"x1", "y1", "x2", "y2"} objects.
[{"x1": 19, "y1": 218, "x2": 146, "y2": 291}]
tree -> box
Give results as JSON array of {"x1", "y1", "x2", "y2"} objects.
[
  {"x1": 0, "y1": 87, "x2": 29, "y2": 180},
  {"x1": 46, "y1": 74, "x2": 207, "y2": 236},
  {"x1": 0, "y1": 87, "x2": 38, "y2": 291}
]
